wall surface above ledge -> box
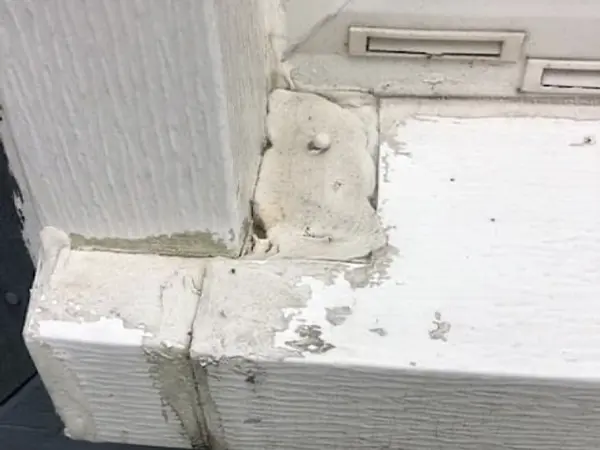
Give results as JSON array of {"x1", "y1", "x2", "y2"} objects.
[{"x1": 282, "y1": 0, "x2": 600, "y2": 97}]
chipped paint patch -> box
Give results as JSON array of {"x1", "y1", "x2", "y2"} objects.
[
  {"x1": 343, "y1": 246, "x2": 399, "y2": 289},
  {"x1": 325, "y1": 306, "x2": 352, "y2": 326},
  {"x1": 191, "y1": 260, "x2": 319, "y2": 361},
  {"x1": 252, "y1": 89, "x2": 386, "y2": 261},
  {"x1": 429, "y1": 312, "x2": 451, "y2": 342},
  {"x1": 284, "y1": 324, "x2": 335, "y2": 354},
  {"x1": 271, "y1": 106, "x2": 600, "y2": 381}
]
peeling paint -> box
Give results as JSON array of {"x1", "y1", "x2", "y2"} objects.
[
  {"x1": 193, "y1": 363, "x2": 227, "y2": 450},
  {"x1": 285, "y1": 324, "x2": 335, "y2": 354},
  {"x1": 343, "y1": 246, "x2": 399, "y2": 289},
  {"x1": 429, "y1": 312, "x2": 452, "y2": 342},
  {"x1": 191, "y1": 260, "x2": 313, "y2": 361},
  {"x1": 369, "y1": 327, "x2": 387, "y2": 337},
  {"x1": 325, "y1": 306, "x2": 352, "y2": 326}
]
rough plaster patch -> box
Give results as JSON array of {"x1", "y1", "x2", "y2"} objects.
[
  {"x1": 191, "y1": 259, "x2": 314, "y2": 361},
  {"x1": 191, "y1": 363, "x2": 226, "y2": 450},
  {"x1": 317, "y1": 91, "x2": 380, "y2": 163},
  {"x1": 287, "y1": 53, "x2": 520, "y2": 97},
  {"x1": 143, "y1": 269, "x2": 206, "y2": 448},
  {"x1": 145, "y1": 348, "x2": 205, "y2": 448},
  {"x1": 70, "y1": 230, "x2": 233, "y2": 258},
  {"x1": 253, "y1": 89, "x2": 386, "y2": 261}
]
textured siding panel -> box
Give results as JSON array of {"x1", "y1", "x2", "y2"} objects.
[{"x1": 1, "y1": 0, "x2": 269, "y2": 254}]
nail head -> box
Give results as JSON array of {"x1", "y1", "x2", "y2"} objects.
[
  {"x1": 5, "y1": 292, "x2": 19, "y2": 305},
  {"x1": 308, "y1": 132, "x2": 331, "y2": 153}
]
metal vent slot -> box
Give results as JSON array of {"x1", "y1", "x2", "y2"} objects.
[
  {"x1": 348, "y1": 27, "x2": 525, "y2": 63},
  {"x1": 366, "y1": 37, "x2": 503, "y2": 58},
  {"x1": 522, "y1": 59, "x2": 600, "y2": 95},
  {"x1": 541, "y1": 68, "x2": 600, "y2": 90}
]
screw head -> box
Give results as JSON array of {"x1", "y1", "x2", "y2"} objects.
[
  {"x1": 308, "y1": 132, "x2": 332, "y2": 154},
  {"x1": 5, "y1": 292, "x2": 19, "y2": 305}
]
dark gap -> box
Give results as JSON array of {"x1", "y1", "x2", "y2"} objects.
[
  {"x1": 261, "y1": 135, "x2": 273, "y2": 156},
  {"x1": 541, "y1": 83, "x2": 600, "y2": 90},
  {"x1": 366, "y1": 48, "x2": 499, "y2": 58},
  {"x1": 0, "y1": 130, "x2": 37, "y2": 402},
  {"x1": 249, "y1": 200, "x2": 267, "y2": 239}
]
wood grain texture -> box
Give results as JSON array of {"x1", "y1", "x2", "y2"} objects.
[
  {"x1": 0, "y1": 0, "x2": 269, "y2": 255},
  {"x1": 206, "y1": 362, "x2": 600, "y2": 450}
]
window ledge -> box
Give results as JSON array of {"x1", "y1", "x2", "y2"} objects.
[{"x1": 25, "y1": 98, "x2": 600, "y2": 449}]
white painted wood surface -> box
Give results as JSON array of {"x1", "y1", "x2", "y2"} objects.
[
  {"x1": 283, "y1": 0, "x2": 600, "y2": 96},
  {"x1": 1, "y1": 0, "x2": 270, "y2": 256},
  {"x1": 25, "y1": 228, "x2": 204, "y2": 448},
  {"x1": 29, "y1": 98, "x2": 600, "y2": 449},
  {"x1": 232, "y1": 101, "x2": 600, "y2": 448},
  {"x1": 187, "y1": 100, "x2": 600, "y2": 449}
]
